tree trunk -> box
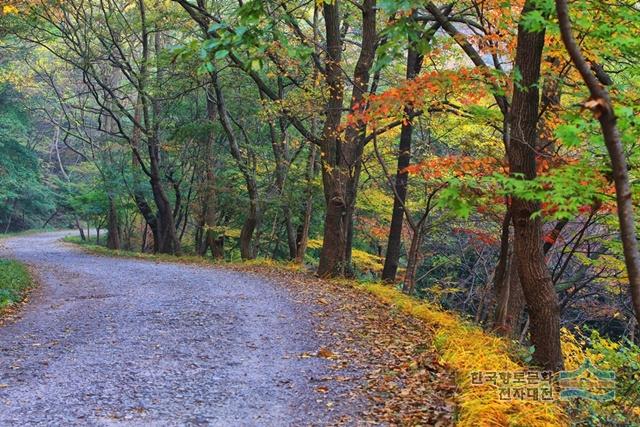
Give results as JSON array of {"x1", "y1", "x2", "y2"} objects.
[
  {"x1": 317, "y1": 0, "x2": 376, "y2": 277},
  {"x1": 556, "y1": 0, "x2": 640, "y2": 326},
  {"x1": 148, "y1": 150, "x2": 181, "y2": 255},
  {"x1": 75, "y1": 216, "x2": 86, "y2": 241},
  {"x1": 481, "y1": 209, "x2": 511, "y2": 325},
  {"x1": 382, "y1": 44, "x2": 422, "y2": 282},
  {"x1": 402, "y1": 227, "x2": 424, "y2": 294},
  {"x1": 295, "y1": 145, "x2": 317, "y2": 263},
  {"x1": 494, "y1": 252, "x2": 525, "y2": 338},
  {"x1": 508, "y1": 0, "x2": 563, "y2": 371},
  {"x1": 240, "y1": 200, "x2": 259, "y2": 260},
  {"x1": 130, "y1": 93, "x2": 159, "y2": 252},
  {"x1": 317, "y1": 0, "x2": 347, "y2": 277},
  {"x1": 198, "y1": 86, "x2": 224, "y2": 259},
  {"x1": 106, "y1": 196, "x2": 121, "y2": 250},
  {"x1": 141, "y1": 222, "x2": 150, "y2": 252}
]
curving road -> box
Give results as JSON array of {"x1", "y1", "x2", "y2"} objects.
[{"x1": 0, "y1": 232, "x2": 361, "y2": 426}]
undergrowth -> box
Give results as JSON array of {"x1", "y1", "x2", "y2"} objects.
[
  {"x1": 352, "y1": 282, "x2": 568, "y2": 427},
  {"x1": 63, "y1": 236, "x2": 306, "y2": 271},
  {"x1": 0, "y1": 259, "x2": 32, "y2": 309}
]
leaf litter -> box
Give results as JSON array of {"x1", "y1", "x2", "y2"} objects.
[{"x1": 224, "y1": 263, "x2": 458, "y2": 425}]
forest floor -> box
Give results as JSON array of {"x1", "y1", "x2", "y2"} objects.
[{"x1": 0, "y1": 231, "x2": 456, "y2": 426}]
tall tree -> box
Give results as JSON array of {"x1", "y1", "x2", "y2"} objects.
[
  {"x1": 317, "y1": 0, "x2": 378, "y2": 277},
  {"x1": 555, "y1": 0, "x2": 640, "y2": 325},
  {"x1": 508, "y1": 0, "x2": 563, "y2": 370}
]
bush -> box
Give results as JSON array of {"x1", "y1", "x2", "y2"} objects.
[{"x1": 562, "y1": 328, "x2": 640, "y2": 425}]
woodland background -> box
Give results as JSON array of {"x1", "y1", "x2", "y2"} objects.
[{"x1": 1, "y1": 0, "x2": 640, "y2": 423}]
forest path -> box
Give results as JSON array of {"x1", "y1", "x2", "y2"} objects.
[{"x1": 0, "y1": 231, "x2": 362, "y2": 426}]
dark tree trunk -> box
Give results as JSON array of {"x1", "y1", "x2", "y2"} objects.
[
  {"x1": 240, "y1": 201, "x2": 259, "y2": 260},
  {"x1": 508, "y1": 0, "x2": 563, "y2": 370},
  {"x1": 494, "y1": 252, "x2": 525, "y2": 338},
  {"x1": 130, "y1": 94, "x2": 159, "y2": 252},
  {"x1": 75, "y1": 216, "x2": 86, "y2": 241},
  {"x1": 148, "y1": 147, "x2": 181, "y2": 255},
  {"x1": 106, "y1": 196, "x2": 121, "y2": 250},
  {"x1": 382, "y1": 44, "x2": 422, "y2": 282},
  {"x1": 199, "y1": 86, "x2": 223, "y2": 259},
  {"x1": 317, "y1": 0, "x2": 377, "y2": 277},
  {"x1": 316, "y1": 0, "x2": 347, "y2": 277},
  {"x1": 149, "y1": 30, "x2": 180, "y2": 255},
  {"x1": 487, "y1": 211, "x2": 513, "y2": 329}
]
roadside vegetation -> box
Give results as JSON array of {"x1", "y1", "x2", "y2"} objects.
[
  {"x1": 0, "y1": 258, "x2": 31, "y2": 310},
  {"x1": 67, "y1": 234, "x2": 640, "y2": 425}
]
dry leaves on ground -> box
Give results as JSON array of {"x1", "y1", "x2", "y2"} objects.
[{"x1": 225, "y1": 263, "x2": 458, "y2": 425}]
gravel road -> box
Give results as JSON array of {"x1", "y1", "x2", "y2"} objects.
[{"x1": 0, "y1": 232, "x2": 362, "y2": 426}]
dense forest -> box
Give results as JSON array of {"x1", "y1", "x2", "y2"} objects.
[{"x1": 1, "y1": 0, "x2": 640, "y2": 423}]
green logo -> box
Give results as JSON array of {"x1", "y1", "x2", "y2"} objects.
[{"x1": 558, "y1": 359, "x2": 616, "y2": 401}]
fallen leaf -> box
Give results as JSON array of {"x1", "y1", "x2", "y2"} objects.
[
  {"x1": 316, "y1": 386, "x2": 329, "y2": 393},
  {"x1": 317, "y1": 347, "x2": 335, "y2": 358}
]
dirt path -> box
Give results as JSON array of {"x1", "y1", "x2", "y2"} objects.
[{"x1": 0, "y1": 232, "x2": 366, "y2": 426}]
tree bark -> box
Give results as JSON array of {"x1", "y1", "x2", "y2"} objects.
[
  {"x1": 75, "y1": 216, "x2": 86, "y2": 241},
  {"x1": 494, "y1": 252, "x2": 525, "y2": 338},
  {"x1": 106, "y1": 196, "x2": 121, "y2": 250},
  {"x1": 239, "y1": 201, "x2": 259, "y2": 260},
  {"x1": 402, "y1": 226, "x2": 424, "y2": 294},
  {"x1": 491, "y1": 211, "x2": 511, "y2": 323},
  {"x1": 199, "y1": 86, "x2": 224, "y2": 259},
  {"x1": 317, "y1": 0, "x2": 377, "y2": 277},
  {"x1": 131, "y1": 0, "x2": 180, "y2": 255},
  {"x1": 382, "y1": 44, "x2": 422, "y2": 282},
  {"x1": 296, "y1": 145, "x2": 317, "y2": 263},
  {"x1": 508, "y1": 0, "x2": 563, "y2": 371}
]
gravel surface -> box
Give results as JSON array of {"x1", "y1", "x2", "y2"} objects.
[{"x1": 0, "y1": 231, "x2": 362, "y2": 426}]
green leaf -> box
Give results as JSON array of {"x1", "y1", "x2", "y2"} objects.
[
  {"x1": 214, "y1": 49, "x2": 229, "y2": 60},
  {"x1": 555, "y1": 124, "x2": 581, "y2": 147}
]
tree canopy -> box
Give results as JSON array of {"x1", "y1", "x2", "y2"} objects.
[{"x1": 1, "y1": 0, "x2": 640, "y2": 422}]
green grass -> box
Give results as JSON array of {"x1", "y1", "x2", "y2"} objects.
[{"x1": 0, "y1": 259, "x2": 32, "y2": 309}]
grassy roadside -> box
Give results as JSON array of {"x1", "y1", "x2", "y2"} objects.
[
  {"x1": 0, "y1": 232, "x2": 38, "y2": 315},
  {"x1": 65, "y1": 236, "x2": 567, "y2": 426},
  {"x1": 0, "y1": 259, "x2": 32, "y2": 310}
]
